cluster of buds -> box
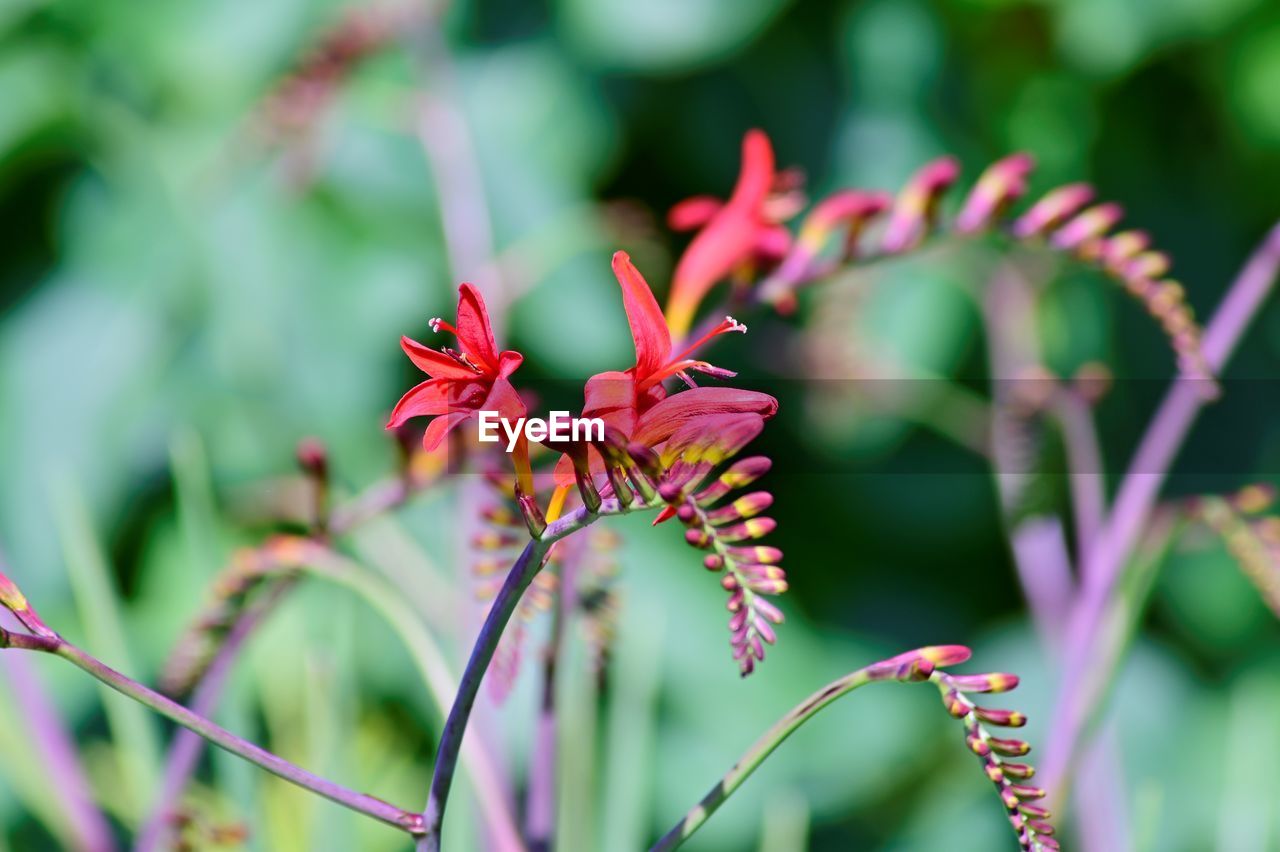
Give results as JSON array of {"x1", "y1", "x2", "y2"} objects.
[
  {"x1": 1190, "y1": 484, "x2": 1280, "y2": 618},
  {"x1": 258, "y1": 5, "x2": 415, "y2": 144},
  {"x1": 551, "y1": 409, "x2": 786, "y2": 676},
  {"x1": 873, "y1": 646, "x2": 1054, "y2": 851},
  {"x1": 160, "y1": 535, "x2": 321, "y2": 696},
  {"x1": 655, "y1": 414, "x2": 783, "y2": 675},
  {"x1": 967, "y1": 158, "x2": 1213, "y2": 393},
  {"x1": 739, "y1": 138, "x2": 1214, "y2": 392}
]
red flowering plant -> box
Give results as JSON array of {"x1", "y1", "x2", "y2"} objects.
[{"x1": 14, "y1": 103, "x2": 1280, "y2": 852}]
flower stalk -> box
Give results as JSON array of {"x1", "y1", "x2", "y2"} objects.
[{"x1": 0, "y1": 626, "x2": 425, "y2": 837}]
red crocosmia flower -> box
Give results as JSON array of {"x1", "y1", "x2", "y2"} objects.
[
  {"x1": 664, "y1": 129, "x2": 802, "y2": 339},
  {"x1": 552, "y1": 252, "x2": 776, "y2": 493},
  {"x1": 387, "y1": 283, "x2": 529, "y2": 480}
]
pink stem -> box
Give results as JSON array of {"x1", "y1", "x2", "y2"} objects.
[{"x1": 1046, "y1": 221, "x2": 1280, "y2": 790}]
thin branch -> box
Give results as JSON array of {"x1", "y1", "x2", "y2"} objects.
[
  {"x1": 1047, "y1": 221, "x2": 1280, "y2": 794},
  {"x1": 134, "y1": 579, "x2": 295, "y2": 852},
  {"x1": 982, "y1": 261, "x2": 1130, "y2": 848},
  {"x1": 1053, "y1": 388, "x2": 1107, "y2": 559},
  {"x1": 139, "y1": 456, "x2": 443, "y2": 849},
  {"x1": 0, "y1": 638, "x2": 116, "y2": 852},
  {"x1": 416, "y1": 499, "x2": 644, "y2": 852},
  {"x1": 1, "y1": 629, "x2": 424, "y2": 837}
]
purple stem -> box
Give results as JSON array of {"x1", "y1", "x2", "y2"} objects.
[
  {"x1": 1054, "y1": 389, "x2": 1107, "y2": 558},
  {"x1": 417, "y1": 501, "x2": 625, "y2": 852},
  {"x1": 133, "y1": 579, "x2": 296, "y2": 852},
  {"x1": 0, "y1": 633, "x2": 116, "y2": 852},
  {"x1": 1047, "y1": 221, "x2": 1280, "y2": 789},
  {"x1": 526, "y1": 539, "x2": 582, "y2": 851},
  {"x1": 983, "y1": 261, "x2": 1130, "y2": 845},
  {"x1": 1, "y1": 630, "x2": 423, "y2": 837}
]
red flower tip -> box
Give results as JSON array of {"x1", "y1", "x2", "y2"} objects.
[{"x1": 666, "y1": 130, "x2": 782, "y2": 338}]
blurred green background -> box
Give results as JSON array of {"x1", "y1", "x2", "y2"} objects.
[{"x1": 3, "y1": 0, "x2": 1280, "y2": 849}]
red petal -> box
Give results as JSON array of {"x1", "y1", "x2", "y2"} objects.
[
  {"x1": 421, "y1": 410, "x2": 473, "y2": 452},
  {"x1": 496, "y1": 350, "x2": 524, "y2": 379},
  {"x1": 632, "y1": 387, "x2": 777, "y2": 447},
  {"x1": 668, "y1": 196, "x2": 724, "y2": 231},
  {"x1": 483, "y1": 376, "x2": 527, "y2": 426},
  {"x1": 581, "y1": 371, "x2": 639, "y2": 436},
  {"x1": 612, "y1": 252, "x2": 671, "y2": 381},
  {"x1": 387, "y1": 379, "x2": 451, "y2": 428},
  {"x1": 660, "y1": 412, "x2": 764, "y2": 466},
  {"x1": 729, "y1": 129, "x2": 776, "y2": 211},
  {"x1": 455, "y1": 283, "x2": 500, "y2": 373},
  {"x1": 666, "y1": 130, "x2": 776, "y2": 337},
  {"x1": 401, "y1": 337, "x2": 479, "y2": 380}
]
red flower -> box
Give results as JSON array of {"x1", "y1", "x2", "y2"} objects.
[
  {"x1": 387, "y1": 283, "x2": 525, "y2": 454},
  {"x1": 554, "y1": 252, "x2": 776, "y2": 492},
  {"x1": 664, "y1": 130, "x2": 801, "y2": 339}
]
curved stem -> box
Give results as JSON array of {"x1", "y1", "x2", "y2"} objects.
[
  {"x1": 140, "y1": 459, "x2": 445, "y2": 849},
  {"x1": 1, "y1": 630, "x2": 424, "y2": 836},
  {"x1": 419, "y1": 539, "x2": 551, "y2": 850},
  {"x1": 1047, "y1": 221, "x2": 1280, "y2": 792},
  {"x1": 1053, "y1": 389, "x2": 1107, "y2": 559},
  {"x1": 303, "y1": 547, "x2": 526, "y2": 851},
  {"x1": 417, "y1": 500, "x2": 639, "y2": 850},
  {"x1": 650, "y1": 666, "x2": 886, "y2": 850},
  {"x1": 135, "y1": 579, "x2": 296, "y2": 852}
]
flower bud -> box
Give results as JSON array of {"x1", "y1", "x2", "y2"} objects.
[
  {"x1": 948, "y1": 672, "x2": 1020, "y2": 693},
  {"x1": 714, "y1": 518, "x2": 777, "y2": 542},
  {"x1": 728, "y1": 545, "x2": 783, "y2": 564},
  {"x1": 917, "y1": 645, "x2": 973, "y2": 667},
  {"x1": 955, "y1": 153, "x2": 1034, "y2": 234},
  {"x1": 882, "y1": 157, "x2": 961, "y2": 253},
  {"x1": 1012, "y1": 183, "x2": 1094, "y2": 238},
  {"x1": 1050, "y1": 202, "x2": 1123, "y2": 250},
  {"x1": 705, "y1": 491, "x2": 774, "y2": 524},
  {"x1": 974, "y1": 707, "x2": 1027, "y2": 727},
  {"x1": 695, "y1": 457, "x2": 772, "y2": 505},
  {"x1": 988, "y1": 736, "x2": 1031, "y2": 757}
]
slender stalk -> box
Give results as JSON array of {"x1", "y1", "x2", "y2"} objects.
[
  {"x1": 419, "y1": 540, "x2": 551, "y2": 851},
  {"x1": 0, "y1": 629, "x2": 424, "y2": 837},
  {"x1": 1047, "y1": 222, "x2": 1280, "y2": 788},
  {"x1": 982, "y1": 260, "x2": 1131, "y2": 847},
  {"x1": 417, "y1": 501, "x2": 640, "y2": 851},
  {"x1": 649, "y1": 666, "x2": 882, "y2": 850},
  {"x1": 527, "y1": 542, "x2": 582, "y2": 852},
  {"x1": 135, "y1": 579, "x2": 296, "y2": 852},
  {"x1": 1, "y1": 645, "x2": 116, "y2": 852},
  {"x1": 1053, "y1": 388, "x2": 1107, "y2": 558},
  {"x1": 140, "y1": 457, "x2": 445, "y2": 847}
]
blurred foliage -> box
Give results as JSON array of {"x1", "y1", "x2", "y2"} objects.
[{"x1": 2, "y1": 0, "x2": 1280, "y2": 850}]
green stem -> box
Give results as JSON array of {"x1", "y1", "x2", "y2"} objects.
[
  {"x1": 0, "y1": 629, "x2": 424, "y2": 837},
  {"x1": 650, "y1": 666, "x2": 880, "y2": 851}
]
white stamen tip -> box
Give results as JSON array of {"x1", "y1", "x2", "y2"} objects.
[
  {"x1": 725, "y1": 316, "x2": 748, "y2": 333},
  {"x1": 428, "y1": 317, "x2": 443, "y2": 332}
]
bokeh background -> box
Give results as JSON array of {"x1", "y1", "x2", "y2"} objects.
[{"x1": 3, "y1": 0, "x2": 1280, "y2": 849}]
